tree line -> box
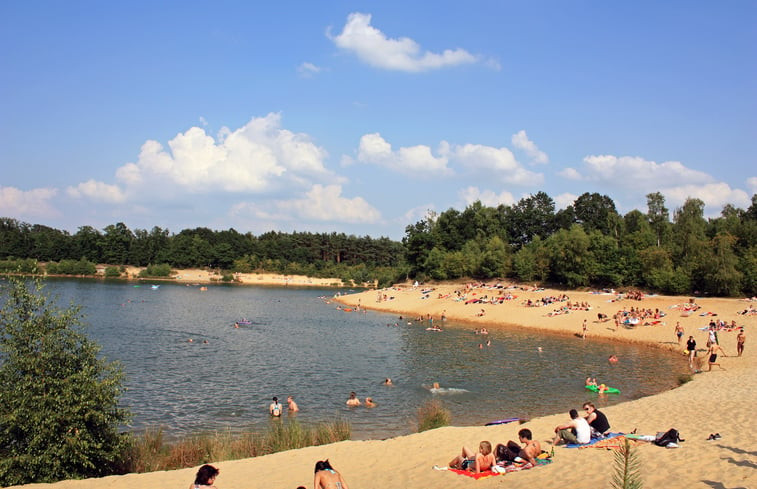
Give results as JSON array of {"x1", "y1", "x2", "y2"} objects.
[
  {"x1": 403, "y1": 191, "x2": 757, "y2": 297},
  {"x1": 1, "y1": 190, "x2": 756, "y2": 295}
]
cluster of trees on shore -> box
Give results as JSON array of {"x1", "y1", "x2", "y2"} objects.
[
  {"x1": 1, "y1": 191, "x2": 756, "y2": 295},
  {"x1": 404, "y1": 192, "x2": 757, "y2": 296}
]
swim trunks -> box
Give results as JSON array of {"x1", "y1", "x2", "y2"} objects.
[{"x1": 709, "y1": 354, "x2": 717, "y2": 363}]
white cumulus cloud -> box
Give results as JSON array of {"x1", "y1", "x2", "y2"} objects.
[
  {"x1": 113, "y1": 113, "x2": 334, "y2": 194},
  {"x1": 67, "y1": 179, "x2": 126, "y2": 203},
  {"x1": 329, "y1": 12, "x2": 478, "y2": 72},
  {"x1": 554, "y1": 192, "x2": 579, "y2": 210},
  {"x1": 451, "y1": 143, "x2": 543, "y2": 185},
  {"x1": 0, "y1": 186, "x2": 59, "y2": 218},
  {"x1": 578, "y1": 154, "x2": 713, "y2": 186},
  {"x1": 511, "y1": 130, "x2": 548, "y2": 165},
  {"x1": 747, "y1": 176, "x2": 757, "y2": 194},
  {"x1": 232, "y1": 184, "x2": 381, "y2": 224},
  {"x1": 458, "y1": 186, "x2": 515, "y2": 207},
  {"x1": 357, "y1": 133, "x2": 452, "y2": 176},
  {"x1": 662, "y1": 183, "x2": 751, "y2": 212}
]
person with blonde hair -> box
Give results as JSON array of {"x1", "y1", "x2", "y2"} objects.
[{"x1": 448, "y1": 441, "x2": 495, "y2": 473}]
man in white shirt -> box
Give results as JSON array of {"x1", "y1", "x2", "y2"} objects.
[{"x1": 553, "y1": 409, "x2": 591, "y2": 445}]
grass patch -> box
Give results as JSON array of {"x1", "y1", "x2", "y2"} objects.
[
  {"x1": 417, "y1": 399, "x2": 451, "y2": 432},
  {"x1": 121, "y1": 419, "x2": 350, "y2": 473}
]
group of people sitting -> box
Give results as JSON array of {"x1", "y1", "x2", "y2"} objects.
[
  {"x1": 446, "y1": 428, "x2": 543, "y2": 474},
  {"x1": 552, "y1": 402, "x2": 611, "y2": 445}
]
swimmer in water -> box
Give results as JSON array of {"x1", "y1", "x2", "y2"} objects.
[
  {"x1": 432, "y1": 382, "x2": 440, "y2": 390},
  {"x1": 383, "y1": 378, "x2": 393, "y2": 385},
  {"x1": 365, "y1": 397, "x2": 376, "y2": 407},
  {"x1": 608, "y1": 355, "x2": 618, "y2": 363},
  {"x1": 346, "y1": 392, "x2": 361, "y2": 406}
]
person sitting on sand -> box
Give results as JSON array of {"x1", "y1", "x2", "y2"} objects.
[
  {"x1": 190, "y1": 464, "x2": 219, "y2": 489},
  {"x1": 553, "y1": 409, "x2": 591, "y2": 445},
  {"x1": 495, "y1": 429, "x2": 541, "y2": 465},
  {"x1": 287, "y1": 395, "x2": 299, "y2": 412},
  {"x1": 314, "y1": 459, "x2": 349, "y2": 489},
  {"x1": 364, "y1": 397, "x2": 376, "y2": 407},
  {"x1": 583, "y1": 402, "x2": 611, "y2": 438},
  {"x1": 346, "y1": 392, "x2": 361, "y2": 406},
  {"x1": 448, "y1": 441, "x2": 495, "y2": 473}
]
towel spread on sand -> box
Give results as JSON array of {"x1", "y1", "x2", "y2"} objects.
[
  {"x1": 564, "y1": 432, "x2": 623, "y2": 448},
  {"x1": 446, "y1": 458, "x2": 552, "y2": 479}
]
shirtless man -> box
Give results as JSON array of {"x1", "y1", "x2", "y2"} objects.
[
  {"x1": 514, "y1": 428, "x2": 541, "y2": 464},
  {"x1": 675, "y1": 322, "x2": 684, "y2": 345},
  {"x1": 707, "y1": 343, "x2": 726, "y2": 371},
  {"x1": 287, "y1": 395, "x2": 299, "y2": 412},
  {"x1": 737, "y1": 328, "x2": 745, "y2": 357},
  {"x1": 346, "y1": 392, "x2": 361, "y2": 406}
]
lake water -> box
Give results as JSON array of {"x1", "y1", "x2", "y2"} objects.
[{"x1": 38, "y1": 278, "x2": 688, "y2": 440}]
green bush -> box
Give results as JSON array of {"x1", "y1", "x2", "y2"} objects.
[
  {"x1": 104, "y1": 266, "x2": 122, "y2": 278},
  {"x1": 139, "y1": 263, "x2": 172, "y2": 277},
  {"x1": 0, "y1": 277, "x2": 130, "y2": 485},
  {"x1": 417, "y1": 399, "x2": 451, "y2": 432},
  {"x1": 45, "y1": 259, "x2": 97, "y2": 276},
  {"x1": 0, "y1": 259, "x2": 40, "y2": 274}
]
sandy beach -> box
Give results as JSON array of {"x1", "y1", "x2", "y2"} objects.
[
  {"x1": 13, "y1": 283, "x2": 756, "y2": 489},
  {"x1": 120, "y1": 266, "x2": 344, "y2": 287}
]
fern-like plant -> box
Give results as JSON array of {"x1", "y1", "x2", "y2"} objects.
[{"x1": 610, "y1": 437, "x2": 643, "y2": 489}]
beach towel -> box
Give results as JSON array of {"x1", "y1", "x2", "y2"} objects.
[
  {"x1": 444, "y1": 457, "x2": 552, "y2": 479},
  {"x1": 564, "y1": 432, "x2": 624, "y2": 448}
]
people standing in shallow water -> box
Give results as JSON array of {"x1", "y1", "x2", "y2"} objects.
[
  {"x1": 314, "y1": 459, "x2": 349, "y2": 489},
  {"x1": 190, "y1": 464, "x2": 219, "y2": 489}
]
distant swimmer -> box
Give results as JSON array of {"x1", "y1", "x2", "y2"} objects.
[
  {"x1": 365, "y1": 397, "x2": 376, "y2": 407},
  {"x1": 537, "y1": 347, "x2": 543, "y2": 352},
  {"x1": 608, "y1": 355, "x2": 618, "y2": 363},
  {"x1": 383, "y1": 378, "x2": 393, "y2": 385},
  {"x1": 188, "y1": 338, "x2": 194, "y2": 343},
  {"x1": 433, "y1": 382, "x2": 440, "y2": 389},
  {"x1": 346, "y1": 392, "x2": 361, "y2": 406}
]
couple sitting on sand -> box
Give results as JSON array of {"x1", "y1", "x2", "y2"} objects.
[
  {"x1": 442, "y1": 429, "x2": 542, "y2": 474},
  {"x1": 553, "y1": 402, "x2": 611, "y2": 445}
]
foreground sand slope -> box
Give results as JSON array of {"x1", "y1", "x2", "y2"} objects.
[{"x1": 16, "y1": 284, "x2": 756, "y2": 489}]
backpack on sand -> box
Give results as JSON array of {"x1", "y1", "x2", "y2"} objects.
[{"x1": 654, "y1": 428, "x2": 684, "y2": 447}]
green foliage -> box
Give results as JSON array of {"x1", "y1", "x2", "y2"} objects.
[
  {"x1": 417, "y1": 399, "x2": 451, "y2": 432},
  {"x1": 0, "y1": 258, "x2": 40, "y2": 274},
  {"x1": 610, "y1": 437, "x2": 644, "y2": 489},
  {"x1": 139, "y1": 263, "x2": 173, "y2": 277},
  {"x1": 104, "y1": 266, "x2": 122, "y2": 278},
  {"x1": 45, "y1": 258, "x2": 97, "y2": 276},
  {"x1": 0, "y1": 277, "x2": 130, "y2": 485}
]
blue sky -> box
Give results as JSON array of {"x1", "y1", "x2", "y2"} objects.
[{"x1": 1, "y1": 1, "x2": 755, "y2": 240}]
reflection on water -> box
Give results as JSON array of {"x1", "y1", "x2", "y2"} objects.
[{"x1": 41, "y1": 279, "x2": 688, "y2": 440}]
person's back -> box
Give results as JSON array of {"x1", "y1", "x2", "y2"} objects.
[
  {"x1": 270, "y1": 396, "x2": 282, "y2": 417},
  {"x1": 314, "y1": 460, "x2": 349, "y2": 489}
]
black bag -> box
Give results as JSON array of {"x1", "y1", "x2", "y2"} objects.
[{"x1": 654, "y1": 428, "x2": 684, "y2": 446}]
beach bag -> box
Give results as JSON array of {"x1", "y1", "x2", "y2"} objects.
[{"x1": 654, "y1": 428, "x2": 683, "y2": 447}]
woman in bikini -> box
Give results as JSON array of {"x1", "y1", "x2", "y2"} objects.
[
  {"x1": 314, "y1": 460, "x2": 350, "y2": 489},
  {"x1": 448, "y1": 441, "x2": 495, "y2": 473}
]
